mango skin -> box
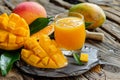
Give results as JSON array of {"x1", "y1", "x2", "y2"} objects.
[
  {"x1": 13, "y1": 2, "x2": 47, "y2": 25},
  {"x1": 69, "y1": 3, "x2": 106, "y2": 29}
]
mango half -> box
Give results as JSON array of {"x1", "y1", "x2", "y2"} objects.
[
  {"x1": 21, "y1": 34, "x2": 68, "y2": 68},
  {"x1": 0, "y1": 13, "x2": 30, "y2": 50}
]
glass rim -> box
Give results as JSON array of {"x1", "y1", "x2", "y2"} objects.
[
  {"x1": 54, "y1": 12, "x2": 84, "y2": 21},
  {"x1": 54, "y1": 12, "x2": 84, "y2": 28}
]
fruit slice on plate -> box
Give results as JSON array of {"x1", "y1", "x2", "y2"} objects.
[
  {"x1": 0, "y1": 13, "x2": 30, "y2": 50},
  {"x1": 31, "y1": 24, "x2": 54, "y2": 39},
  {"x1": 21, "y1": 34, "x2": 68, "y2": 68}
]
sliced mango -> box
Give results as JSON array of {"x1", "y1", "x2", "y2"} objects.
[
  {"x1": 21, "y1": 34, "x2": 68, "y2": 68},
  {"x1": 31, "y1": 24, "x2": 54, "y2": 39},
  {"x1": 0, "y1": 13, "x2": 30, "y2": 50},
  {"x1": 0, "y1": 29, "x2": 8, "y2": 42},
  {"x1": 0, "y1": 13, "x2": 9, "y2": 29}
]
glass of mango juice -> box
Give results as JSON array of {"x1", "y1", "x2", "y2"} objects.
[{"x1": 54, "y1": 12, "x2": 86, "y2": 51}]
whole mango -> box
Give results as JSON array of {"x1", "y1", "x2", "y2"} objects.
[
  {"x1": 0, "y1": 13, "x2": 30, "y2": 50},
  {"x1": 13, "y1": 1, "x2": 47, "y2": 25},
  {"x1": 69, "y1": 3, "x2": 106, "y2": 29}
]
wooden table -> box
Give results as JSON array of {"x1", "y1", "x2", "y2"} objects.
[{"x1": 0, "y1": 0, "x2": 120, "y2": 80}]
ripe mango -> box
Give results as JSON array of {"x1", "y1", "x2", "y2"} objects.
[
  {"x1": 13, "y1": 2, "x2": 47, "y2": 25},
  {"x1": 69, "y1": 3, "x2": 106, "y2": 29},
  {"x1": 21, "y1": 34, "x2": 68, "y2": 68},
  {"x1": 0, "y1": 13, "x2": 30, "y2": 50}
]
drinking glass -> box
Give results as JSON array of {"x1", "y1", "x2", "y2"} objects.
[{"x1": 54, "y1": 12, "x2": 86, "y2": 55}]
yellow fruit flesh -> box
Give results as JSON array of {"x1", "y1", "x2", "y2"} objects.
[
  {"x1": 80, "y1": 53, "x2": 89, "y2": 62},
  {"x1": 21, "y1": 34, "x2": 68, "y2": 68},
  {"x1": 31, "y1": 24, "x2": 54, "y2": 39},
  {"x1": 0, "y1": 13, "x2": 9, "y2": 29},
  {"x1": 0, "y1": 13, "x2": 30, "y2": 50}
]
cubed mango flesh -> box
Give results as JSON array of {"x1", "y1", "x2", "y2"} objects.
[
  {"x1": 21, "y1": 34, "x2": 68, "y2": 68},
  {"x1": 80, "y1": 53, "x2": 89, "y2": 62},
  {"x1": 0, "y1": 13, "x2": 30, "y2": 50}
]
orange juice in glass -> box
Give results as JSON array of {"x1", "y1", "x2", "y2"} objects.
[{"x1": 54, "y1": 12, "x2": 86, "y2": 50}]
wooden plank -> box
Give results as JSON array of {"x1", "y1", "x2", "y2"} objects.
[
  {"x1": 95, "y1": 28, "x2": 120, "y2": 47},
  {"x1": 0, "y1": 0, "x2": 120, "y2": 80},
  {"x1": 50, "y1": 0, "x2": 71, "y2": 9},
  {"x1": 83, "y1": 71, "x2": 106, "y2": 80},
  {"x1": 101, "y1": 20, "x2": 120, "y2": 42},
  {"x1": 102, "y1": 69, "x2": 120, "y2": 80},
  {"x1": 50, "y1": 0, "x2": 73, "y2": 9},
  {"x1": 105, "y1": 11, "x2": 120, "y2": 25},
  {"x1": 38, "y1": 0, "x2": 66, "y2": 16},
  {"x1": 0, "y1": 5, "x2": 11, "y2": 14},
  {"x1": 102, "y1": 7, "x2": 120, "y2": 17},
  {"x1": 94, "y1": 20, "x2": 120, "y2": 45},
  {"x1": 4, "y1": 0, "x2": 27, "y2": 10},
  {"x1": 0, "y1": 69, "x2": 23, "y2": 80},
  {"x1": 88, "y1": 0, "x2": 120, "y2": 12}
]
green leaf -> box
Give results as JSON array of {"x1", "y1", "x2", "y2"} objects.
[
  {"x1": 29, "y1": 17, "x2": 51, "y2": 35},
  {"x1": 85, "y1": 22, "x2": 93, "y2": 29},
  {"x1": 0, "y1": 52, "x2": 20, "y2": 76},
  {"x1": 73, "y1": 53, "x2": 82, "y2": 65},
  {"x1": 49, "y1": 32, "x2": 54, "y2": 39}
]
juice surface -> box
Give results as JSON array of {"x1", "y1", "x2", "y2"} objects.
[{"x1": 54, "y1": 17, "x2": 86, "y2": 50}]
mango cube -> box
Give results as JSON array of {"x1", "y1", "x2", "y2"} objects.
[{"x1": 80, "y1": 53, "x2": 89, "y2": 62}]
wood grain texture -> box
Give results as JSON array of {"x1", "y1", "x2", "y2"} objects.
[
  {"x1": 0, "y1": 0, "x2": 120, "y2": 80},
  {"x1": 0, "y1": 69, "x2": 23, "y2": 80}
]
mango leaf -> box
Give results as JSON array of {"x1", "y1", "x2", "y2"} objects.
[
  {"x1": 29, "y1": 17, "x2": 51, "y2": 35},
  {"x1": 85, "y1": 22, "x2": 93, "y2": 29},
  {"x1": 73, "y1": 53, "x2": 83, "y2": 65},
  {"x1": 0, "y1": 52, "x2": 20, "y2": 76},
  {"x1": 49, "y1": 32, "x2": 54, "y2": 39}
]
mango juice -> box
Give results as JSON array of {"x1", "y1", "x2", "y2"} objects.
[{"x1": 54, "y1": 17, "x2": 86, "y2": 50}]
